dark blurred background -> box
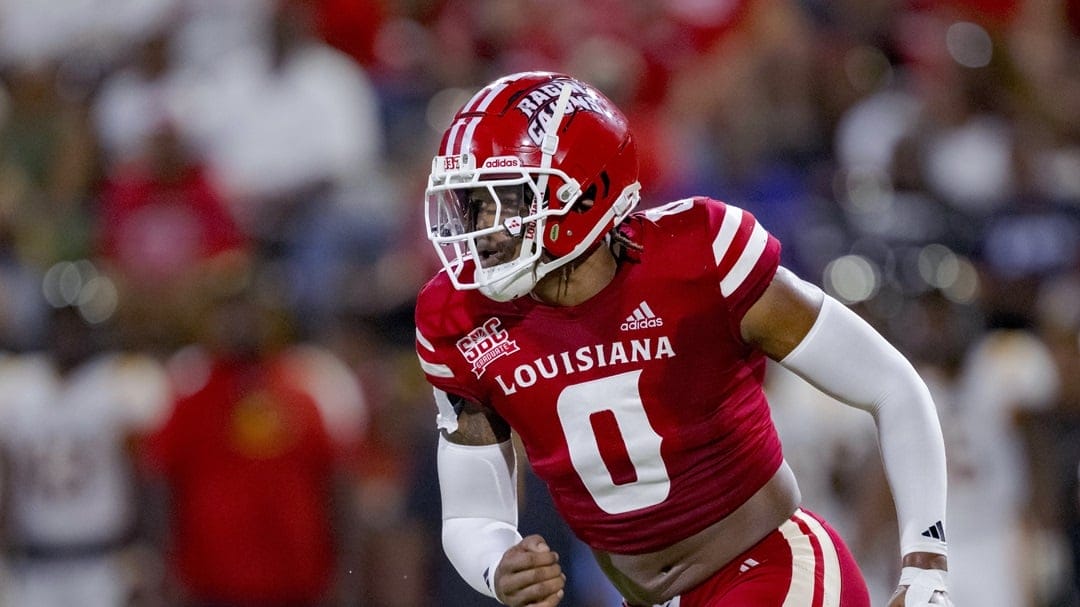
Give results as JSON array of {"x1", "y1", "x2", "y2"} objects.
[{"x1": 0, "y1": 0, "x2": 1076, "y2": 606}]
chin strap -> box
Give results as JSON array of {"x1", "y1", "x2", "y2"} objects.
[
  {"x1": 531, "y1": 82, "x2": 575, "y2": 246},
  {"x1": 534, "y1": 82, "x2": 574, "y2": 197}
]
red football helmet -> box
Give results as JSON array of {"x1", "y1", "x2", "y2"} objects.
[{"x1": 425, "y1": 72, "x2": 640, "y2": 301}]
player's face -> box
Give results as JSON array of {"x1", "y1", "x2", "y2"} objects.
[{"x1": 461, "y1": 185, "x2": 530, "y2": 268}]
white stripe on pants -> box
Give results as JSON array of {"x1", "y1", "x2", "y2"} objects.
[{"x1": 780, "y1": 509, "x2": 842, "y2": 607}]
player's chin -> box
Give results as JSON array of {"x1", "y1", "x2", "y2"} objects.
[{"x1": 478, "y1": 245, "x2": 521, "y2": 268}]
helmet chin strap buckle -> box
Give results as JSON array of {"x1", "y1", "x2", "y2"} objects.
[
  {"x1": 612, "y1": 183, "x2": 641, "y2": 220},
  {"x1": 556, "y1": 180, "x2": 581, "y2": 204},
  {"x1": 541, "y1": 132, "x2": 560, "y2": 156},
  {"x1": 534, "y1": 83, "x2": 575, "y2": 204}
]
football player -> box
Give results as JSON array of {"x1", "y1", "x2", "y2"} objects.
[
  {"x1": 415, "y1": 72, "x2": 951, "y2": 607},
  {"x1": 0, "y1": 305, "x2": 172, "y2": 607}
]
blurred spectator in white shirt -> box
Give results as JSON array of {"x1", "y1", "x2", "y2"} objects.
[
  {"x1": 0, "y1": 0, "x2": 175, "y2": 72},
  {"x1": 93, "y1": 25, "x2": 185, "y2": 167},
  {"x1": 184, "y1": 0, "x2": 382, "y2": 231}
]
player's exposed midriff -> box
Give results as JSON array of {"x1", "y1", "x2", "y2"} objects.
[{"x1": 591, "y1": 459, "x2": 801, "y2": 605}]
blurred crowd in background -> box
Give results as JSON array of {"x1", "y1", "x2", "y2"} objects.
[{"x1": 0, "y1": 0, "x2": 1076, "y2": 605}]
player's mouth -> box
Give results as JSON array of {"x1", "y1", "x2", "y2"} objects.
[
  {"x1": 478, "y1": 237, "x2": 520, "y2": 268},
  {"x1": 479, "y1": 246, "x2": 508, "y2": 267}
]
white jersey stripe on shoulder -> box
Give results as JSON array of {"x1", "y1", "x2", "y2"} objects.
[
  {"x1": 720, "y1": 220, "x2": 768, "y2": 297},
  {"x1": 794, "y1": 510, "x2": 841, "y2": 607},
  {"x1": 780, "y1": 513, "x2": 816, "y2": 607},
  {"x1": 711, "y1": 206, "x2": 744, "y2": 266},
  {"x1": 418, "y1": 355, "x2": 454, "y2": 378},
  {"x1": 416, "y1": 328, "x2": 436, "y2": 352}
]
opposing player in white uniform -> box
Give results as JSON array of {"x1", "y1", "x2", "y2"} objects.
[
  {"x1": 0, "y1": 306, "x2": 171, "y2": 607},
  {"x1": 946, "y1": 330, "x2": 1059, "y2": 606}
]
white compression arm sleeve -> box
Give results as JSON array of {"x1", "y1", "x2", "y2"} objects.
[
  {"x1": 780, "y1": 295, "x2": 948, "y2": 557},
  {"x1": 438, "y1": 434, "x2": 523, "y2": 599}
]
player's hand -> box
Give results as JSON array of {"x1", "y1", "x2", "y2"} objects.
[{"x1": 492, "y1": 534, "x2": 566, "y2": 606}]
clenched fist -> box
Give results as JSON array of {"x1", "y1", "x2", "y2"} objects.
[{"x1": 492, "y1": 535, "x2": 566, "y2": 606}]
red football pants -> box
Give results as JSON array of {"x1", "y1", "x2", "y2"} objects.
[{"x1": 628, "y1": 508, "x2": 872, "y2": 607}]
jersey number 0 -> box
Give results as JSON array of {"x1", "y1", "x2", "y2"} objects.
[{"x1": 556, "y1": 370, "x2": 671, "y2": 514}]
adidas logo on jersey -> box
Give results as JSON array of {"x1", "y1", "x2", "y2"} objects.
[{"x1": 621, "y1": 301, "x2": 664, "y2": 331}]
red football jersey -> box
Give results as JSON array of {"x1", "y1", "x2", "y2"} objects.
[{"x1": 416, "y1": 197, "x2": 784, "y2": 554}]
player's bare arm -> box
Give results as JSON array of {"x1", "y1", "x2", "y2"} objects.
[
  {"x1": 743, "y1": 267, "x2": 952, "y2": 606},
  {"x1": 441, "y1": 398, "x2": 511, "y2": 446},
  {"x1": 739, "y1": 266, "x2": 822, "y2": 360}
]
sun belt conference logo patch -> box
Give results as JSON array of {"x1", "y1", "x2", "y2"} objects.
[{"x1": 457, "y1": 317, "x2": 520, "y2": 378}]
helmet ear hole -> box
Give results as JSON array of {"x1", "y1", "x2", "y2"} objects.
[
  {"x1": 571, "y1": 171, "x2": 610, "y2": 213},
  {"x1": 574, "y1": 184, "x2": 598, "y2": 213}
]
